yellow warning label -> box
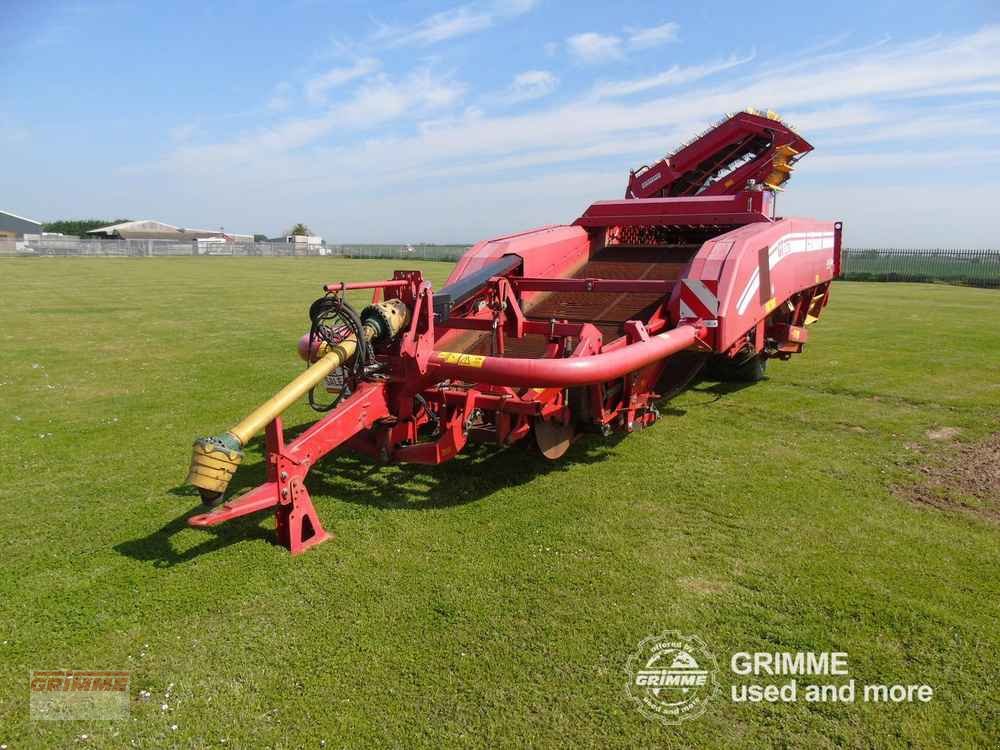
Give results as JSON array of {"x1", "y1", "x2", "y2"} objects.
[
  {"x1": 437, "y1": 351, "x2": 486, "y2": 368},
  {"x1": 763, "y1": 297, "x2": 777, "y2": 313}
]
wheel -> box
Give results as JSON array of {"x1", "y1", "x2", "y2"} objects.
[
  {"x1": 533, "y1": 418, "x2": 574, "y2": 460},
  {"x1": 730, "y1": 353, "x2": 767, "y2": 382},
  {"x1": 704, "y1": 351, "x2": 768, "y2": 382},
  {"x1": 655, "y1": 351, "x2": 709, "y2": 401}
]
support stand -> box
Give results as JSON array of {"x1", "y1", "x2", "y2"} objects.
[{"x1": 188, "y1": 416, "x2": 331, "y2": 555}]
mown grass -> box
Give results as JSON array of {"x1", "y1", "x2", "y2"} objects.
[{"x1": 1, "y1": 258, "x2": 998, "y2": 748}]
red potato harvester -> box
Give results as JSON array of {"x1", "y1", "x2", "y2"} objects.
[{"x1": 185, "y1": 109, "x2": 842, "y2": 554}]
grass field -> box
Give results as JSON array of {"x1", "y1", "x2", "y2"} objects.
[{"x1": 1, "y1": 258, "x2": 999, "y2": 748}]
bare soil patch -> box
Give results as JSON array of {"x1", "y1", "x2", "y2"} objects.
[
  {"x1": 926, "y1": 426, "x2": 961, "y2": 441},
  {"x1": 895, "y1": 433, "x2": 1000, "y2": 523}
]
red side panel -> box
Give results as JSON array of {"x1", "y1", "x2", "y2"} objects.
[
  {"x1": 672, "y1": 219, "x2": 837, "y2": 351},
  {"x1": 445, "y1": 225, "x2": 590, "y2": 286},
  {"x1": 574, "y1": 191, "x2": 773, "y2": 227}
]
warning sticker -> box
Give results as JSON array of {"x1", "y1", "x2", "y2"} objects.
[{"x1": 437, "y1": 351, "x2": 487, "y2": 368}]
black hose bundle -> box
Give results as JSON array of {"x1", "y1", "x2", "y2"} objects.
[{"x1": 306, "y1": 294, "x2": 371, "y2": 412}]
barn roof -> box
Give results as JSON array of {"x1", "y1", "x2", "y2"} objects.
[
  {"x1": 0, "y1": 210, "x2": 43, "y2": 226},
  {"x1": 87, "y1": 219, "x2": 223, "y2": 235}
]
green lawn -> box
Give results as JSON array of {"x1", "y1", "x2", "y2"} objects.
[{"x1": 1, "y1": 258, "x2": 998, "y2": 748}]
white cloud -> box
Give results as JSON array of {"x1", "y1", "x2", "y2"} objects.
[
  {"x1": 335, "y1": 70, "x2": 466, "y2": 127},
  {"x1": 733, "y1": 27, "x2": 1000, "y2": 113},
  {"x1": 403, "y1": 131, "x2": 676, "y2": 182},
  {"x1": 626, "y1": 22, "x2": 679, "y2": 49},
  {"x1": 501, "y1": 70, "x2": 559, "y2": 104},
  {"x1": 567, "y1": 32, "x2": 623, "y2": 64},
  {"x1": 131, "y1": 26, "x2": 1000, "y2": 245},
  {"x1": 157, "y1": 26, "x2": 1000, "y2": 182},
  {"x1": 306, "y1": 58, "x2": 380, "y2": 104},
  {"x1": 891, "y1": 80, "x2": 1000, "y2": 100},
  {"x1": 158, "y1": 69, "x2": 466, "y2": 175},
  {"x1": 592, "y1": 53, "x2": 754, "y2": 98},
  {"x1": 375, "y1": 0, "x2": 537, "y2": 47},
  {"x1": 803, "y1": 147, "x2": 1000, "y2": 173},
  {"x1": 168, "y1": 123, "x2": 198, "y2": 143},
  {"x1": 164, "y1": 27, "x2": 1000, "y2": 177},
  {"x1": 782, "y1": 183, "x2": 1000, "y2": 248},
  {"x1": 267, "y1": 82, "x2": 292, "y2": 112},
  {"x1": 0, "y1": 116, "x2": 29, "y2": 145},
  {"x1": 803, "y1": 109, "x2": 1000, "y2": 147},
  {"x1": 388, "y1": 6, "x2": 492, "y2": 45},
  {"x1": 567, "y1": 22, "x2": 678, "y2": 64}
]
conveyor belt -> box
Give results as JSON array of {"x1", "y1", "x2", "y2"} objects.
[{"x1": 461, "y1": 244, "x2": 697, "y2": 358}]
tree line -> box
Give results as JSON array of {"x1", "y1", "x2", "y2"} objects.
[{"x1": 42, "y1": 219, "x2": 131, "y2": 237}]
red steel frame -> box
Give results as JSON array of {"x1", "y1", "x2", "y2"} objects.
[
  {"x1": 625, "y1": 110, "x2": 812, "y2": 199},
  {"x1": 187, "y1": 112, "x2": 841, "y2": 554}
]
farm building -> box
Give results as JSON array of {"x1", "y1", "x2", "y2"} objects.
[
  {"x1": 0, "y1": 210, "x2": 43, "y2": 238},
  {"x1": 87, "y1": 220, "x2": 252, "y2": 242}
]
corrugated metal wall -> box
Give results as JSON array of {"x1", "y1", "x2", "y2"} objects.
[{"x1": 0, "y1": 212, "x2": 42, "y2": 237}]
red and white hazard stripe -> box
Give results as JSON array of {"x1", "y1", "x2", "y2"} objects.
[{"x1": 679, "y1": 279, "x2": 719, "y2": 327}]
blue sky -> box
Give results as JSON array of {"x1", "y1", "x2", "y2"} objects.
[{"x1": 2, "y1": 0, "x2": 999, "y2": 245}]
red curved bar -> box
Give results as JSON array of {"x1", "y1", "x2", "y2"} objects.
[{"x1": 427, "y1": 324, "x2": 705, "y2": 388}]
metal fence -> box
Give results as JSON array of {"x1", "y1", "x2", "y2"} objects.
[
  {"x1": 840, "y1": 248, "x2": 1000, "y2": 289},
  {"x1": 324, "y1": 244, "x2": 469, "y2": 261},
  {"x1": 5, "y1": 238, "x2": 999, "y2": 288},
  {"x1": 2, "y1": 238, "x2": 471, "y2": 261}
]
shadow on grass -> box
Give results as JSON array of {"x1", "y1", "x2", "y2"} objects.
[
  {"x1": 307, "y1": 430, "x2": 629, "y2": 512},
  {"x1": 118, "y1": 371, "x2": 755, "y2": 566},
  {"x1": 114, "y1": 511, "x2": 275, "y2": 568},
  {"x1": 684, "y1": 377, "x2": 762, "y2": 405},
  {"x1": 116, "y1": 454, "x2": 275, "y2": 568},
  {"x1": 116, "y1": 425, "x2": 629, "y2": 566}
]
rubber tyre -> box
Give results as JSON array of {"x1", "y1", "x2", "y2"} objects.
[
  {"x1": 730, "y1": 353, "x2": 767, "y2": 382},
  {"x1": 705, "y1": 353, "x2": 768, "y2": 382}
]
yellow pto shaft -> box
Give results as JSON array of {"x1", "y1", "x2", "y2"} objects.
[
  {"x1": 184, "y1": 298, "x2": 410, "y2": 502},
  {"x1": 231, "y1": 337, "x2": 359, "y2": 445},
  {"x1": 184, "y1": 335, "x2": 364, "y2": 499}
]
